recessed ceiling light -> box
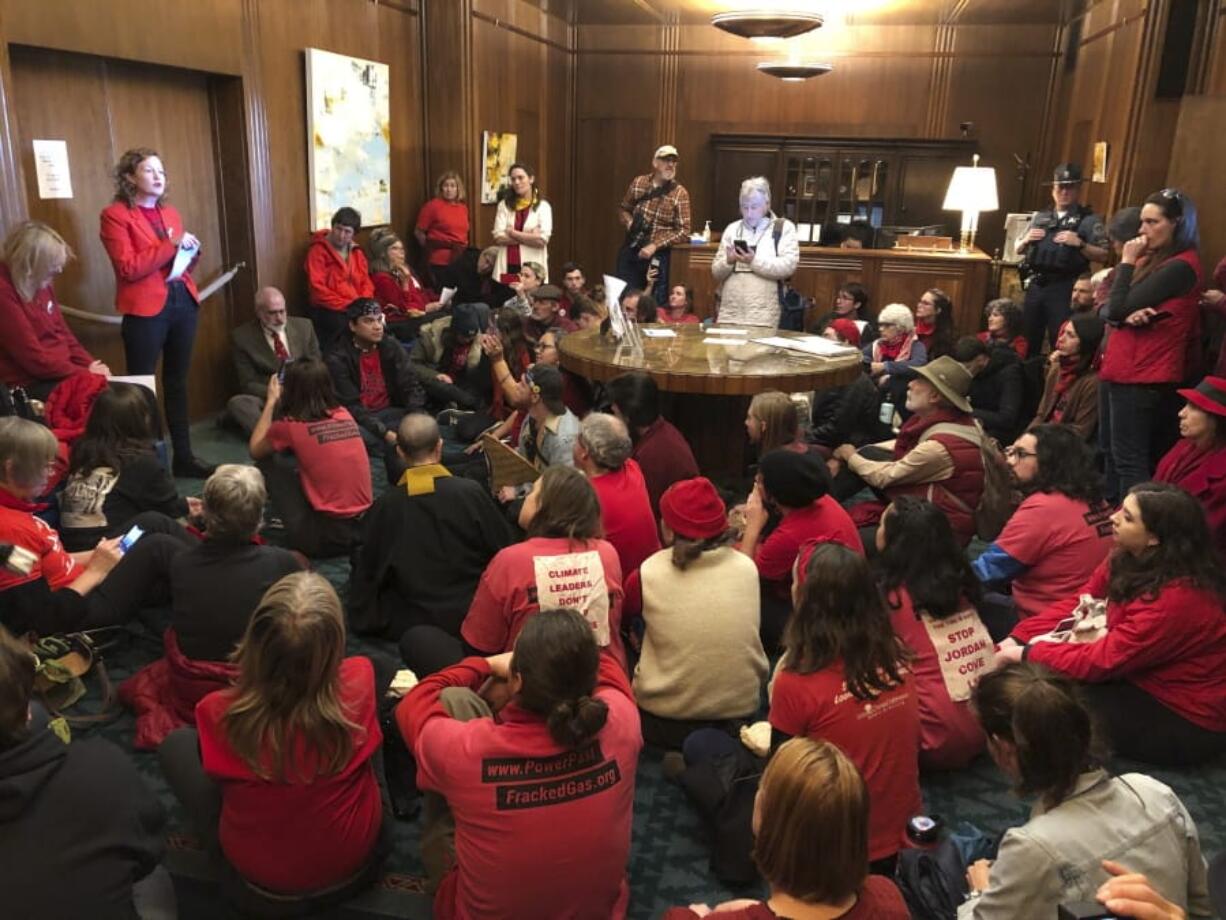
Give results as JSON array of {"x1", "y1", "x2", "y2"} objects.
[
  {"x1": 756, "y1": 61, "x2": 834, "y2": 80},
  {"x1": 712, "y1": 10, "x2": 824, "y2": 40}
]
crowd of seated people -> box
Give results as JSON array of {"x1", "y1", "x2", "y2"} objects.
[{"x1": 5, "y1": 167, "x2": 1226, "y2": 920}]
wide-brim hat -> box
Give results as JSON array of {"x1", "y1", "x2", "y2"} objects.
[
  {"x1": 914, "y1": 356, "x2": 973, "y2": 413},
  {"x1": 1177, "y1": 376, "x2": 1226, "y2": 419},
  {"x1": 1043, "y1": 162, "x2": 1087, "y2": 186}
]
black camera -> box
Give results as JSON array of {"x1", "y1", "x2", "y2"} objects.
[{"x1": 1057, "y1": 902, "x2": 1122, "y2": 919}]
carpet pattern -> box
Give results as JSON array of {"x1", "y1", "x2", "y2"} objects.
[{"x1": 74, "y1": 420, "x2": 1226, "y2": 918}]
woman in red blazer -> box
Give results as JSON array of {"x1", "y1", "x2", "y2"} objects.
[{"x1": 99, "y1": 147, "x2": 213, "y2": 478}]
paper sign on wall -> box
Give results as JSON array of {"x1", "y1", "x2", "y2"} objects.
[{"x1": 33, "y1": 140, "x2": 73, "y2": 199}]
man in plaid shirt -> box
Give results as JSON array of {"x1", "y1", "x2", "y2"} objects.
[{"x1": 615, "y1": 145, "x2": 691, "y2": 305}]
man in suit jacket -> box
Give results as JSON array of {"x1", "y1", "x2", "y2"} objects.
[{"x1": 226, "y1": 286, "x2": 321, "y2": 433}]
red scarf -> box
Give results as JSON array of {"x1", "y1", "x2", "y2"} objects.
[
  {"x1": 892, "y1": 407, "x2": 970, "y2": 459},
  {"x1": 875, "y1": 332, "x2": 914, "y2": 364},
  {"x1": 915, "y1": 319, "x2": 935, "y2": 337}
]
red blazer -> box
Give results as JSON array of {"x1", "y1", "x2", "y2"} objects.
[{"x1": 99, "y1": 201, "x2": 200, "y2": 317}]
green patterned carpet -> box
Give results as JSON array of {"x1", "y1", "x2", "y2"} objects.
[{"x1": 78, "y1": 420, "x2": 1225, "y2": 919}]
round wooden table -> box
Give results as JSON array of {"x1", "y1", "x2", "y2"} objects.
[{"x1": 559, "y1": 324, "x2": 862, "y2": 478}]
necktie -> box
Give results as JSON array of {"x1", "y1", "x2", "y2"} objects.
[{"x1": 271, "y1": 331, "x2": 289, "y2": 361}]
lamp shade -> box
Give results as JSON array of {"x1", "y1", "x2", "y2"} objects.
[{"x1": 943, "y1": 156, "x2": 999, "y2": 213}]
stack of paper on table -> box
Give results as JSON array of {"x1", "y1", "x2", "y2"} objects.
[{"x1": 751, "y1": 335, "x2": 860, "y2": 358}]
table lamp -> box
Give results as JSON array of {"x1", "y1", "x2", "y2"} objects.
[{"x1": 943, "y1": 155, "x2": 999, "y2": 252}]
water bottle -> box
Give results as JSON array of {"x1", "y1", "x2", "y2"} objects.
[
  {"x1": 879, "y1": 400, "x2": 895, "y2": 426},
  {"x1": 702, "y1": 220, "x2": 712, "y2": 243}
]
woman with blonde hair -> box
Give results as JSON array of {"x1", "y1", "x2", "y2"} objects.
[
  {"x1": 414, "y1": 169, "x2": 470, "y2": 281},
  {"x1": 159, "y1": 571, "x2": 389, "y2": 913},
  {"x1": 746, "y1": 390, "x2": 812, "y2": 458},
  {"x1": 665, "y1": 738, "x2": 909, "y2": 918},
  {"x1": 0, "y1": 220, "x2": 108, "y2": 396}
]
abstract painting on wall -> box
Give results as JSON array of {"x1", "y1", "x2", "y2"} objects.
[
  {"x1": 481, "y1": 131, "x2": 518, "y2": 204},
  {"x1": 305, "y1": 48, "x2": 391, "y2": 230}
]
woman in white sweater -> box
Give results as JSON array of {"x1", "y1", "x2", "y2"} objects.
[
  {"x1": 711, "y1": 176, "x2": 800, "y2": 328},
  {"x1": 491, "y1": 162, "x2": 552, "y2": 281},
  {"x1": 628, "y1": 476, "x2": 768, "y2": 749}
]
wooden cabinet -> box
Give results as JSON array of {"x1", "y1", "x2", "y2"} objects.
[{"x1": 711, "y1": 134, "x2": 975, "y2": 236}]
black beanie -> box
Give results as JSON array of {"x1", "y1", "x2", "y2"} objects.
[{"x1": 759, "y1": 449, "x2": 828, "y2": 508}]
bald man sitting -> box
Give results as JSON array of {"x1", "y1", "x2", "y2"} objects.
[{"x1": 227, "y1": 286, "x2": 322, "y2": 433}]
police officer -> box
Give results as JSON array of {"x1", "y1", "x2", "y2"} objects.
[{"x1": 1016, "y1": 163, "x2": 1108, "y2": 356}]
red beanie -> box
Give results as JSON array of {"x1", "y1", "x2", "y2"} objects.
[
  {"x1": 829, "y1": 318, "x2": 862, "y2": 348},
  {"x1": 660, "y1": 477, "x2": 728, "y2": 540}
]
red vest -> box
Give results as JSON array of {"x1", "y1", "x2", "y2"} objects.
[
  {"x1": 887, "y1": 427, "x2": 985, "y2": 546},
  {"x1": 1100, "y1": 249, "x2": 1202, "y2": 385}
]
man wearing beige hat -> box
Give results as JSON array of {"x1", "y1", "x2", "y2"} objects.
[
  {"x1": 616, "y1": 144, "x2": 691, "y2": 303},
  {"x1": 830, "y1": 356, "x2": 989, "y2": 547}
]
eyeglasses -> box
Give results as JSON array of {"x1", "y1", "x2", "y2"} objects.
[{"x1": 1003, "y1": 447, "x2": 1037, "y2": 461}]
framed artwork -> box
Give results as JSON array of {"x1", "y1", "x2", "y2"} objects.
[
  {"x1": 1092, "y1": 141, "x2": 1109, "y2": 183},
  {"x1": 305, "y1": 48, "x2": 391, "y2": 231},
  {"x1": 481, "y1": 131, "x2": 518, "y2": 204}
]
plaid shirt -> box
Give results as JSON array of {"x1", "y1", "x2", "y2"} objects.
[{"x1": 619, "y1": 174, "x2": 691, "y2": 250}]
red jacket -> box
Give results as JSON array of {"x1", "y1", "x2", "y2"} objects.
[
  {"x1": 304, "y1": 230, "x2": 374, "y2": 312},
  {"x1": 1013, "y1": 560, "x2": 1226, "y2": 731},
  {"x1": 1156, "y1": 438, "x2": 1226, "y2": 559},
  {"x1": 0, "y1": 264, "x2": 94, "y2": 386},
  {"x1": 119, "y1": 629, "x2": 237, "y2": 750},
  {"x1": 99, "y1": 201, "x2": 200, "y2": 317},
  {"x1": 43, "y1": 371, "x2": 109, "y2": 491},
  {"x1": 1100, "y1": 249, "x2": 1202, "y2": 385},
  {"x1": 396, "y1": 653, "x2": 641, "y2": 920}
]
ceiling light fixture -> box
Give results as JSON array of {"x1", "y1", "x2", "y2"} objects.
[
  {"x1": 756, "y1": 61, "x2": 834, "y2": 80},
  {"x1": 711, "y1": 10, "x2": 824, "y2": 40}
]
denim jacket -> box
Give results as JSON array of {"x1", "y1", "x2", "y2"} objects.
[{"x1": 959, "y1": 770, "x2": 1212, "y2": 920}]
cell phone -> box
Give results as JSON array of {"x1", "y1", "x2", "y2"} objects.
[
  {"x1": 118, "y1": 524, "x2": 145, "y2": 554},
  {"x1": 278, "y1": 358, "x2": 293, "y2": 383},
  {"x1": 1148, "y1": 310, "x2": 1172, "y2": 321},
  {"x1": 1057, "y1": 903, "x2": 1118, "y2": 920},
  {"x1": 649, "y1": 256, "x2": 661, "y2": 269},
  {"x1": 733, "y1": 239, "x2": 751, "y2": 254}
]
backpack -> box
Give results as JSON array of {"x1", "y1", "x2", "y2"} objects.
[
  {"x1": 771, "y1": 219, "x2": 809, "y2": 331},
  {"x1": 922, "y1": 421, "x2": 1017, "y2": 541}
]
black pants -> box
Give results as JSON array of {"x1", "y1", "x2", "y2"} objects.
[
  {"x1": 1022, "y1": 275, "x2": 1075, "y2": 357},
  {"x1": 83, "y1": 511, "x2": 193, "y2": 629},
  {"x1": 638, "y1": 709, "x2": 743, "y2": 752},
  {"x1": 615, "y1": 243, "x2": 670, "y2": 305},
  {"x1": 1099, "y1": 381, "x2": 1180, "y2": 504},
  {"x1": 159, "y1": 727, "x2": 393, "y2": 917},
  {"x1": 1079, "y1": 680, "x2": 1226, "y2": 767},
  {"x1": 121, "y1": 282, "x2": 198, "y2": 460},
  {"x1": 398, "y1": 624, "x2": 481, "y2": 677},
  {"x1": 309, "y1": 307, "x2": 350, "y2": 354},
  {"x1": 258, "y1": 454, "x2": 363, "y2": 558}
]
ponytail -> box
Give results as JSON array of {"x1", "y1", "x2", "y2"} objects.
[{"x1": 547, "y1": 694, "x2": 609, "y2": 748}]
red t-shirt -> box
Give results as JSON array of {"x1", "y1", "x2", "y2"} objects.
[
  {"x1": 398, "y1": 654, "x2": 641, "y2": 920},
  {"x1": 662, "y1": 876, "x2": 910, "y2": 920},
  {"x1": 267, "y1": 408, "x2": 372, "y2": 517},
  {"x1": 996, "y1": 492, "x2": 1112, "y2": 617},
  {"x1": 195, "y1": 656, "x2": 383, "y2": 893},
  {"x1": 462, "y1": 536, "x2": 626, "y2": 668},
  {"x1": 886, "y1": 586, "x2": 988, "y2": 769},
  {"x1": 589, "y1": 460, "x2": 661, "y2": 579},
  {"x1": 358, "y1": 349, "x2": 390, "y2": 411},
  {"x1": 769, "y1": 662, "x2": 922, "y2": 861},
  {"x1": 415, "y1": 198, "x2": 470, "y2": 266},
  {"x1": 754, "y1": 495, "x2": 863, "y2": 585}
]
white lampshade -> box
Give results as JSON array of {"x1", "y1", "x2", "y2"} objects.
[{"x1": 943, "y1": 155, "x2": 999, "y2": 213}]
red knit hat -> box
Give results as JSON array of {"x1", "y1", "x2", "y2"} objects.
[
  {"x1": 829, "y1": 318, "x2": 862, "y2": 348},
  {"x1": 660, "y1": 477, "x2": 728, "y2": 540}
]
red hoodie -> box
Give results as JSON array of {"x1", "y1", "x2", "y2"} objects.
[{"x1": 304, "y1": 230, "x2": 375, "y2": 312}]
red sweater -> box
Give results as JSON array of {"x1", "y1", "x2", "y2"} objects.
[
  {"x1": 0, "y1": 264, "x2": 93, "y2": 386},
  {"x1": 1012, "y1": 561, "x2": 1226, "y2": 731},
  {"x1": 372, "y1": 269, "x2": 435, "y2": 317},
  {"x1": 1155, "y1": 438, "x2": 1226, "y2": 560},
  {"x1": 396, "y1": 654, "x2": 641, "y2": 920},
  {"x1": 589, "y1": 460, "x2": 661, "y2": 579},
  {"x1": 304, "y1": 230, "x2": 375, "y2": 312},
  {"x1": 195, "y1": 657, "x2": 384, "y2": 892}
]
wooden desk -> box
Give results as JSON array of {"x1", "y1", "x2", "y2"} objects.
[
  {"x1": 671, "y1": 243, "x2": 993, "y2": 338},
  {"x1": 559, "y1": 325, "x2": 861, "y2": 478}
]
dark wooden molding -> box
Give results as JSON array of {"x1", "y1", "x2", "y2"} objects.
[
  {"x1": 0, "y1": 12, "x2": 30, "y2": 231},
  {"x1": 656, "y1": 13, "x2": 679, "y2": 144},
  {"x1": 578, "y1": 48, "x2": 1058, "y2": 59},
  {"x1": 1079, "y1": 11, "x2": 1149, "y2": 46},
  {"x1": 374, "y1": 0, "x2": 419, "y2": 14},
  {"x1": 471, "y1": 10, "x2": 570, "y2": 53},
  {"x1": 240, "y1": 0, "x2": 273, "y2": 284}
]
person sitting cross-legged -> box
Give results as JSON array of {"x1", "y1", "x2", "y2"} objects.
[
  {"x1": 348, "y1": 413, "x2": 516, "y2": 674},
  {"x1": 607, "y1": 371, "x2": 698, "y2": 518}
]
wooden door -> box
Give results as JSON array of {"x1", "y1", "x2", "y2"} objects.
[
  {"x1": 711, "y1": 143, "x2": 781, "y2": 230},
  {"x1": 9, "y1": 46, "x2": 228, "y2": 417}
]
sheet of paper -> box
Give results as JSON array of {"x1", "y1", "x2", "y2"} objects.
[
  {"x1": 752, "y1": 335, "x2": 859, "y2": 358},
  {"x1": 167, "y1": 243, "x2": 196, "y2": 282},
  {"x1": 32, "y1": 139, "x2": 73, "y2": 199},
  {"x1": 602, "y1": 274, "x2": 627, "y2": 313},
  {"x1": 704, "y1": 327, "x2": 748, "y2": 336},
  {"x1": 197, "y1": 263, "x2": 241, "y2": 302},
  {"x1": 109, "y1": 374, "x2": 157, "y2": 395},
  {"x1": 642, "y1": 328, "x2": 676, "y2": 338},
  {"x1": 702, "y1": 337, "x2": 745, "y2": 346},
  {"x1": 439, "y1": 286, "x2": 457, "y2": 307},
  {"x1": 796, "y1": 223, "x2": 812, "y2": 243}
]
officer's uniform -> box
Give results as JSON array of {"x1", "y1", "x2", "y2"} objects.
[{"x1": 1020, "y1": 165, "x2": 1107, "y2": 355}]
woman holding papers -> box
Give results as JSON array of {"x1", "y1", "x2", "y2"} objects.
[
  {"x1": 710, "y1": 176, "x2": 799, "y2": 327},
  {"x1": 100, "y1": 147, "x2": 213, "y2": 478}
]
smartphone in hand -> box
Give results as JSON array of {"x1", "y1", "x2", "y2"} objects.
[{"x1": 118, "y1": 524, "x2": 145, "y2": 554}]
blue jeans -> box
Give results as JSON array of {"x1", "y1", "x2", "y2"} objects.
[
  {"x1": 1099, "y1": 380, "x2": 1173, "y2": 503},
  {"x1": 615, "y1": 244, "x2": 670, "y2": 305},
  {"x1": 121, "y1": 281, "x2": 198, "y2": 459}
]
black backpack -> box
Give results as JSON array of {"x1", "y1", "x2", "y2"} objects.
[{"x1": 771, "y1": 219, "x2": 810, "y2": 331}]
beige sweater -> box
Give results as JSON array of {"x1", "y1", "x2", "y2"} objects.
[{"x1": 633, "y1": 546, "x2": 768, "y2": 720}]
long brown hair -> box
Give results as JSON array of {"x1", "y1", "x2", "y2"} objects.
[
  {"x1": 279, "y1": 358, "x2": 340, "y2": 423},
  {"x1": 512, "y1": 609, "x2": 608, "y2": 749},
  {"x1": 113, "y1": 147, "x2": 163, "y2": 206},
  {"x1": 221, "y1": 572, "x2": 363, "y2": 782},
  {"x1": 525, "y1": 466, "x2": 603, "y2": 542},
  {"x1": 783, "y1": 543, "x2": 909, "y2": 700}
]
